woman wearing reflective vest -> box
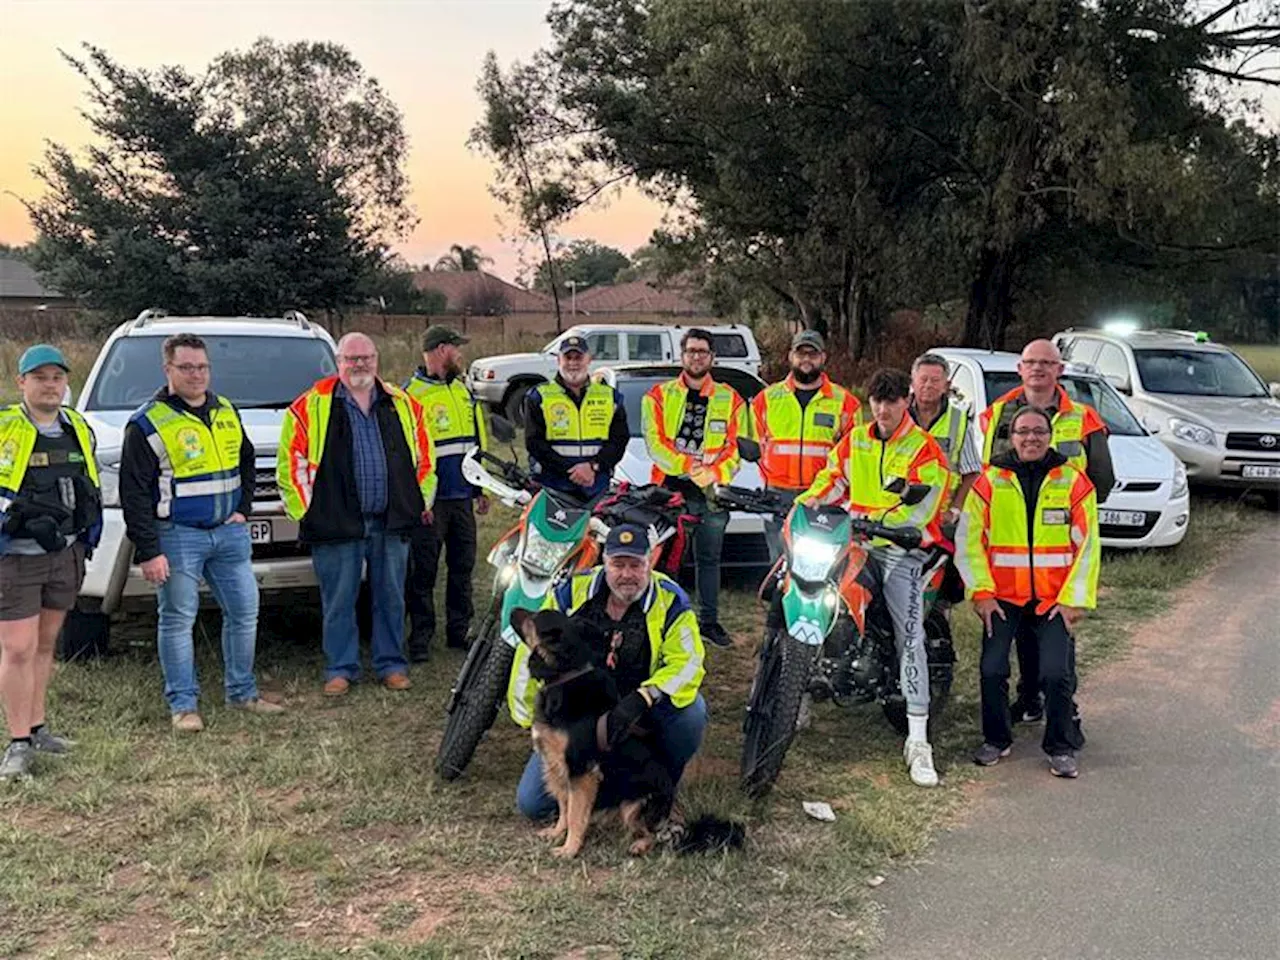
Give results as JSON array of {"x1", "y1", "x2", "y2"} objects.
[
  {"x1": 750, "y1": 330, "x2": 860, "y2": 561},
  {"x1": 278, "y1": 333, "x2": 436, "y2": 696},
  {"x1": 957, "y1": 406, "x2": 1099, "y2": 779}
]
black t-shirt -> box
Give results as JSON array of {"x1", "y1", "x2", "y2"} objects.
[
  {"x1": 664, "y1": 387, "x2": 710, "y2": 501},
  {"x1": 575, "y1": 589, "x2": 651, "y2": 697},
  {"x1": 795, "y1": 386, "x2": 818, "y2": 412}
]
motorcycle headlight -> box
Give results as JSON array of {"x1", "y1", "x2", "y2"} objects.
[
  {"x1": 1169, "y1": 418, "x2": 1215, "y2": 447},
  {"x1": 521, "y1": 525, "x2": 576, "y2": 577},
  {"x1": 98, "y1": 455, "x2": 121, "y2": 508},
  {"x1": 1171, "y1": 462, "x2": 1189, "y2": 499},
  {"x1": 790, "y1": 537, "x2": 840, "y2": 583}
]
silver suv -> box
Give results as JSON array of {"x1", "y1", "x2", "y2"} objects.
[
  {"x1": 1053, "y1": 328, "x2": 1280, "y2": 498},
  {"x1": 64, "y1": 310, "x2": 338, "y2": 651}
]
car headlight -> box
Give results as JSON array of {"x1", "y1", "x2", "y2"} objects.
[
  {"x1": 98, "y1": 454, "x2": 121, "y2": 508},
  {"x1": 1171, "y1": 462, "x2": 1188, "y2": 499},
  {"x1": 1169, "y1": 418, "x2": 1215, "y2": 447},
  {"x1": 521, "y1": 525, "x2": 576, "y2": 577},
  {"x1": 790, "y1": 537, "x2": 840, "y2": 583}
]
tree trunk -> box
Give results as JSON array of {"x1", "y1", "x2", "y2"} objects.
[{"x1": 962, "y1": 247, "x2": 1015, "y2": 349}]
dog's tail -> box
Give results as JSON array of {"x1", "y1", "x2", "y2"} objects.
[{"x1": 672, "y1": 815, "x2": 746, "y2": 855}]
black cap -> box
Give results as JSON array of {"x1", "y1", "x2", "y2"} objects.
[
  {"x1": 603, "y1": 523, "x2": 650, "y2": 558},
  {"x1": 423, "y1": 325, "x2": 468, "y2": 352},
  {"x1": 558, "y1": 335, "x2": 589, "y2": 356}
]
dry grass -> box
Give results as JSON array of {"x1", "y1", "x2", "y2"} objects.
[{"x1": 1231, "y1": 343, "x2": 1280, "y2": 383}]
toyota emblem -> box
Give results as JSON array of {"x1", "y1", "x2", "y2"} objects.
[{"x1": 1262, "y1": 435, "x2": 1278, "y2": 448}]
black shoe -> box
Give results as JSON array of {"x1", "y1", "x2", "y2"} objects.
[
  {"x1": 408, "y1": 645, "x2": 431, "y2": 664},
  {"x1": 700, "y1": 622, "x2": 733, "y2": 648},
  {"x1": 1010, "y1": 697, "x2": 1044, "y2": 724},
  {"x1": 445, "y1": 636, "x2": 469, "y2": 651}
]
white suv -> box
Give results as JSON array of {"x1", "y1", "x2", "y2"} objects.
[
  {"x1": 64, "y1": 310, "x2": 337, "y2": 651},
  {"x1": 1053, "y1": 328, "x2": 1280, "y2": 501}
]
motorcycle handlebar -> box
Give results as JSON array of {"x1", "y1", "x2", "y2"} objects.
[{"x1": 850, "y1": 518, "x2": 923, "y2": 551}]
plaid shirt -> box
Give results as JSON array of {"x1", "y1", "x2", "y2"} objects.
[{"x1": 337, "y1": 383, "x2": 388, "y2": 517}]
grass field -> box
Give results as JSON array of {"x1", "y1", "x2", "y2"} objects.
[
  {"x1": 1231, "y1": 343, "x2": 1280, "y2": 383},
  {"x1": 0, "y1": 491, "x2": 1267, "y2": 960}
]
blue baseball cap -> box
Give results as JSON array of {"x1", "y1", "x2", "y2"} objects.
[
  {"x1": 18, "y1": 344, "x2": 70, "y2": 376},
  {"x1": 603, "y1": 523, "x2": 650, "y2": 558},
  {"x1": 559, "y1": 335, "x2": 589, "y2": 356}
]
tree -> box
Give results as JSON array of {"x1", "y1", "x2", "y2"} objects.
[
  {"x1": 533, "y1": 239, "x2": 630, "y2": 292},
  {"x1": 433, "y1": 244, "x2": 493, "y2": 272},
  {"x1": 24, "y1": 40, "x2": 415, "y2": 317}
]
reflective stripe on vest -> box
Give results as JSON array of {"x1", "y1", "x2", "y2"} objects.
[
  {"x1": 0, "y1": 406, "x2": 100, "y2": 513},
  {"x1": 924, "y1": 403, "x2": 968, "y2": 498},
  {"x1": 754, "y1": 376, "x2": 859, "y2": 491},
  {"x1": 643, "y1": 377, "x2": 741, "y2": 484},
  {"x1": 404, "y1": 374, "x2": 486, "y2": 461},
  {"x1": 538, "y1": 381, "x2": 615, "y2": 462},
  {"x1": 136, "y1": 397, "x2": 243, "y2": 524}
]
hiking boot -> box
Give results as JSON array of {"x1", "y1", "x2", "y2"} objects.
[
  {"x1": 973, "y1": 742, "x2": 1011, "y2": 767},
  {"x1": 30, "y1": 727, "x2": 75, "y2": 755},
  {"x1": 383, "y1": 673, "x2": 412, "y2": 692},
  {"x1": 1010, "y1": 696, "x2": 1044, "y2": 724},
  {"x1": 904, "y1": 739, "x2": 939, "y2": 787},
  {"x1": 171, "y1": 712, "x2": 204, "y2": 733},
  {"x1": 323, "y1": 677, "x2": 351, "y2": 697},
  {"x1": 0, "y1": 741, "x2": 34, "y2": 780},
  {"x1": 230, "y1": 697, "x2": 285, "y2": 716},
  {"x1": 700, "y1": 622, "x2": 733, "y2": 648},
  {"x1": 1049, "y1": 754, "x2": 1079, "y2": 779}
]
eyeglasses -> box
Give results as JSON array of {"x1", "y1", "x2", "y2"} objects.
[
  {"x1": 1012, "y1": 428, "x2": 1051, "y2": 438},
  {"x1": 683, "y1": 348, "x2": 712, "y2": 357},
  {"x1": 339, "y1": 354, "x2": 376, "y2": 366},
  {"x1": 169, "y1": 363, "x2": 210, "y2": 375},
  {"x1": 1020, "y1": 359, "x2": 1059, "y2": 368}
]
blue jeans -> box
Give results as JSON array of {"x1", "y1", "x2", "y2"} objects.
[
  {"x1": 516, "y1": 692, "x2": 709, "y2": 821},
  {"x1": 156, "y1": 521, "x2": 260, "y2": 714},
  {"x1": 311, "y1": 518, "x2": 409, "y2": 681}
]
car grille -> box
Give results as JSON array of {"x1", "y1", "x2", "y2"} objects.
[
  {"x1": 1100, "y1": 514, "x2": 1159, "y2": 540},
  {"x1": 1116, "y1": 481, "x2": 1161, "y2": 493},
  {"x1": 1225, "y1": 432, "x2": 1280, "y2": 453},
  {"x1": 254, "y1": 464, "x2": 280, "y2": 502}
]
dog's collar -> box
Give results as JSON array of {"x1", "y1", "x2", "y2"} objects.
[{"x1": 539, "y1": 665, "x2": 594, "y2": 690}]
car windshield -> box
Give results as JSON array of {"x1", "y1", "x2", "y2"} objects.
[
  {"x1": 983, "y1": 372, "x2": 1145, "y2": 436},
  {"x1": 614, "y1": 370, "x2": 764, "y2": 438},
  {"x1": 85, "y1": 335, "x2": 337, "y2": 411},
  {"x1": 1132, "y1": 348, "x2": 1267, "y2": 398}
]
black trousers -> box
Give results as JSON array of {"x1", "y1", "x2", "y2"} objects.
[
  {"x1": 980, "y1": 600, "x2": 1084, "y2": 756},
  {"x1": 406, "y1": 499, "x2": 477, "y2": 651}
]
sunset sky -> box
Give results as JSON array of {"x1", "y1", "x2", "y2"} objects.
[{"x1": 0, "y1": 0, "x2": 666, "y2": 281}]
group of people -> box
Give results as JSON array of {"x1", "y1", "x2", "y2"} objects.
[{"x1": 0, "y1": 324, "x2": 1103, "y2": 800}]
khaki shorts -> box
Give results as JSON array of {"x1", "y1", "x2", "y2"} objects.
[{"x1": 0, "y1": 543, "x2": 86, "y2": 621}]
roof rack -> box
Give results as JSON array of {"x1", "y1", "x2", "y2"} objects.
[
  {"x1": 1143, "y1": 328, "x2": 1212, "y2": 342},
  {"x1": 133, "y1": 307, "x2": 168, "y2": 328},
  {"x1": 282, "y1": 309, "x2": 311, "y2": 330}
]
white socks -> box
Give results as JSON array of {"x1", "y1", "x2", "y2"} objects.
[{"x1": 907, "y1": 714, "x2": 929, "y2": 744}]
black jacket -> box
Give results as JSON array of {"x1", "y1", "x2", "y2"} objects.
[
  {"x1": 299, "y1": 383, "x2": 425, "y2": 544},
  {"x1": 121, "y1": 388, "x2": 255, "y2": 563}
]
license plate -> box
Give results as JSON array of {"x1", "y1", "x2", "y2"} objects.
[
  {"x1": 248, "y1": 520, "x2": 273, "y2": 544},
  {"x1": 1099, "y1": 510, "x2": 1145, "y2": 527},
  {"x1": 1242, "y1": 464, "x2": 1280, "y2": 480}
]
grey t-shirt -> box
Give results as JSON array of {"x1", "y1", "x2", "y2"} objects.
[{"x1": 5, "y1": 414, "x2": 78, "y2": 556}]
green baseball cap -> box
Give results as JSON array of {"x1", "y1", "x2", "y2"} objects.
[
  {"x1": 422, "y1": 325, "x2": 469, "y2": 352},
  {"x1": 18, "y1": 344, "x2": 70, "y2": 376}
]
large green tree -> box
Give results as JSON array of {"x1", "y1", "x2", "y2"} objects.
[
  {"x1": 25, "y1": 39, "x2": 415, "y2": 317},
  {"x1": 533, "y1": 239, "x2": 630, "y2": 292}
]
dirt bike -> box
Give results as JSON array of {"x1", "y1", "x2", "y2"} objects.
[
  {"x1": 718, "y1": 473, "x2": 956, "y2": 799},
  {"x1": 435, "y1": 418, "x2": 697, "y2": 781}
]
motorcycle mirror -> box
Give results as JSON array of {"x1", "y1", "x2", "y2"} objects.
[
  {"x1": 737, "y1": 437, "x2": 762, "y2": 462},
  {"x1": 489, "y1": 415, "x2": 517, "y2": 444},
  {"x1": 901, "y1": 483, "x2": 931, "y2": 506}
]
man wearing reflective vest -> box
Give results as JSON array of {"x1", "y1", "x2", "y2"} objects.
[
  {"x1": 799, "y1": 368, "x2": 950, "y2": 787},
  {"x1": 750, "y1": 330, "x2": 860, "y2": 562},
  {"x1": 278, "y1": 332, "x2": 436, "y2": 697},
  {"x1": 403, "y1": 325, "x2": 489, "y2": 661},
  {"x1": 958, "y1": 406, "x2": 1099, "y2": 779},
  {"x1": 978, "y1": 338, "x2": 1113, "y2": 724},
  {"x1": 0, "y1": 345, "x2": 101, "y2": 780},
  {"x1": 509, "y1": 523, "x2": 707, "y2": 823},
  {"x1": 524, "y1": 335, "x2": 629, "y2": 500},
  {"x1": 642, "y1": 328, "x2": 747, "y2": 648},
  {"x1": 122, "y1": 333, "x2": 283, "y2": 731}
]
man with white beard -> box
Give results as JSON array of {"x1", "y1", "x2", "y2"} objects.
[{"x1": 278, "y1": 332, "x2": 437, "y2": 696}]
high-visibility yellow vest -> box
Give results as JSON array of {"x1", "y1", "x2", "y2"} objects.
[
  {"x1": 278, "y1": 376, "x2": 436, "y2": 520},
  {"x1": 507, "y1": 567, "x2": 705, "y2": 728},
  {"x1": 980, "y1": 385, "x2": 1105, "y2": 474},
  {"x1": 957, "y1": 459, "x2": 1100, "y2": 613},
  {"x1": 642, "y1": 374, "x2": 745, "y2": 485},
  {"x1": 531, "y1": 379, "x2": 616, "y2": 488},
  {"x1": 0, "y1": 405, "x2": 99, "y2": 514},
  {"x1": 404, "y1": 373, "x2": 488, "y2": 461},
  {"x1": 130, "y1": 395, "x2": 244, "y2": 526},
  {"x1": 915, "y1": 401, "x2": 970, "y2": 499},
  {"x1": 751, "y1": 374, "x2": 860, "y2": 491}
]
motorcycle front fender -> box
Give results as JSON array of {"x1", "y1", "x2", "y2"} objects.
[{"x1": 780, "y1": 583, "x2": 839, "y2": 646}]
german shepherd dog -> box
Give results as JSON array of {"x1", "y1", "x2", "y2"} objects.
[{"x1": 512, "y1": 608, "x2": 744, "y2": 859}]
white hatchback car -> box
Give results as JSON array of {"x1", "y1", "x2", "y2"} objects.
[{"x1": 930, "y1": 348, "x2": 1190, "y2": 549}]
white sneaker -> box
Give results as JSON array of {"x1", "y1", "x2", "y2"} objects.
[{"x1": 904, "y1": 739, "x2": 938, "y2": 787}]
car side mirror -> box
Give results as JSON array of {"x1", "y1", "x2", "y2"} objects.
[
  {"x1": 1270, "y1": 382, "x2": 1280, "y2": 401},
  {"x1": 1142, "y1": 416, "x2": 1160, "y2": 434},
  {"x1": 737, "y1": 437, "x2": 762, "y2": 462},
  {"x1": 490, "y1": 414, "x2": 517, "y2": 444},
  {"x1": 901, "y1": 483, "x2": 931, "y2": 506},
  {"x1": 1105, "y1": 373, "x2": 1131, "y2": 395}
]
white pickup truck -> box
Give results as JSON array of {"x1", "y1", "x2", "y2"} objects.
[
  {"x1": 62, "y1": 309, "x2": 338, "y2": 654},
  {"x1": 467, "y1": 322, "x2": 761, "y2": 423}
]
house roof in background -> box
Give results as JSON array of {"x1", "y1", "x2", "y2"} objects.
[
  {"x1": 0, "y1": 257, "x2": 62, "y2": 300},
  {"x1": 413, "y1": 270, "x2": 553, "y2": 313},
  {"x1": 573, "y1": 280, "x2": 706, "y2": 314}
]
